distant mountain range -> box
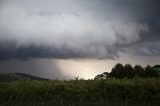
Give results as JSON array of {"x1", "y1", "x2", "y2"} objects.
[{"x1": 0, "y1": 73, "x2": 48, "y2": 82}]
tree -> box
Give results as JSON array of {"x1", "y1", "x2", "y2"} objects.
[
  {"x1": 134, "y1": 65, "x2": 145, "y2": 77},
  {"x1": 74, "y1": 76, "x2": 79, "y2": 80},
  {"x1": 110, "y1": 63, "x2": 124, "y2": 79},
  {"x1": 145, "y1": 65, "x2": 158, "y2": 78},
  {"x1": 102, "y1": 72, "x2": 110, "y2": 78},
  {"x1": 153, "y1": 65, "x2": 160, "y2": 69},
  {"x1": 124, "y1": 64, "x2": 134, "y2": 78},
  {"x1": 94, "y1": 74, "x2": 105, "y2": 80}
]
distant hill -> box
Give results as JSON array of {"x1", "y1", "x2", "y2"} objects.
[{"x1": 0, "y1": 73, "x2": 48, "y2": 82}]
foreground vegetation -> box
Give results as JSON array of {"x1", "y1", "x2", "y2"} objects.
[
  {"x1": 1, "y1": 78, "x2": 160, "y2": 105},
  {"x1": 0, "y1": 64, "x2": 160, "y2": 105}
]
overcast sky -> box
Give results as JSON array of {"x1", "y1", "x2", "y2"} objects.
[{"x1": 0, "y1": 0, "x2": 160, "y2": 79}]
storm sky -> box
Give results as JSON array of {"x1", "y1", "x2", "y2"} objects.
[{"x1": 0, "y1": 0, "x2": 160, "y2": 79}]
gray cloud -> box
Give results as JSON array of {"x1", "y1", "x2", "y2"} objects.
[
  {"x1": 0, "y1": 0, "x2": 151, "y2": 60},
  {"x1": 127, "y1": 40, "x2": 160, "y2": 56},
  {"x1": 0, "y1": 0, "x2": 159, "y2": 61}
]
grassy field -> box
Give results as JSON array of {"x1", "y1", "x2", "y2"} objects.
[{"x1": 0, "y1": 78, "x2": 160, "y2": 106}]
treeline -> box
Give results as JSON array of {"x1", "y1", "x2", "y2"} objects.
[{"x1": 95, "y1": 63, "x2": 160, "y2": 80}]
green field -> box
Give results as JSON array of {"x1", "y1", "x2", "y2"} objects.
[{"x1": 0, "y1": 78, "x2": 160, "y2": 106}]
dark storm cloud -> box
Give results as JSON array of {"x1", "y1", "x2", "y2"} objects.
[
  {"x1": 123, "y1": 39, "x2": 160, "y2": 56},
  {"x1": 0, "y1": 42, "x2": 119, "y2": 60},
  {"x1": 0, "y1": 0, "x2": 159, "y2": 60}
]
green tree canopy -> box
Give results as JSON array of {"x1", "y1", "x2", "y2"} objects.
[{"x1": 95, "y1": 63, "x2": 160, "y2": 80}]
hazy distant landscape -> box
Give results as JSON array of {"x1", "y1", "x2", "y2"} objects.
[{"x1": 0, "y1": 73, "x2": 48, "y2": 82}]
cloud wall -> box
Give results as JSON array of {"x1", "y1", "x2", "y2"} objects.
[{"x1": 0, "y1": 0, "x2": 149, "y2": 60}]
